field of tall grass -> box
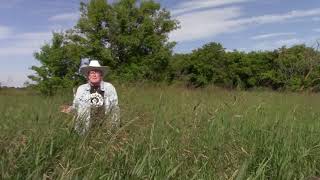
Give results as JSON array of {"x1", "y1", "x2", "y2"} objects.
[{"x1": 1, "y1": 85, "x2": 320, "y2": 179}]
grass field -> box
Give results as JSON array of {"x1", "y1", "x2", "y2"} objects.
[{"x1": 1, "y1": 85, "x2": 320, "y2": 179}]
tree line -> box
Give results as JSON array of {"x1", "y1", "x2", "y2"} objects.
[
  {"x1": 28, "y1": 0, "x2": 320, "y2": 95},
  {"x1": 170, "y1": 43, "x2": 320, "y2": 91}
]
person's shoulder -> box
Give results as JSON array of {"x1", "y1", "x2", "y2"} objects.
[
  {"x1": 102, "y1": 81, "x2": 117, "y2": 91},
  {"x1": 77, "y1": 83, "x2": 89, "y2": 90}
]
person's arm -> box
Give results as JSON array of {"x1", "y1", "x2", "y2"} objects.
[
  {"x1": 61, "y1": 86, "x2": 80, "y2": 114},
  {"x1": 71, "y1": 87, "x2": 80, "y2": 112},
  {"x1": 107, "y1": 85, "x2": 120, "y2": 129},
  {"x1": 73, "y1": 85, "x2": 91, "y2": 135}
]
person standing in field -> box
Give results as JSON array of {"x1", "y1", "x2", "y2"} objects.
[{"x1": 61, "y1": 60, "x2": 120, "y2": 135}]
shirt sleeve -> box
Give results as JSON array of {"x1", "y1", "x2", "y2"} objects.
[
  {"x1": 107, "y1": 84, "x2": 120, "y2": 128},
  {"x1": 71, "y1": 86, "x2": 81, "y2": 113}
]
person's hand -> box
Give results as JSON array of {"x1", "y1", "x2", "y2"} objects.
[{"x1": 60, "y1": 105, "x2": 73, "y2": 114}]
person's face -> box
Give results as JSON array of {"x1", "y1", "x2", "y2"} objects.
[{"x1": 88, "y1": 70, "x2": 102, "y2": 85}]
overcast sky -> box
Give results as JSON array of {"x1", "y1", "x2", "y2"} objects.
[{"x1": 0, "y1": 0, "x2": 320, "y2": 87}]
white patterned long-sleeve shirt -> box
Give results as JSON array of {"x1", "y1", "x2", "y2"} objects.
[{"x1": 72, "y1": 81, "x2": 120, "y2": 134}]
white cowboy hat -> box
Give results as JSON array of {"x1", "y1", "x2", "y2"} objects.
[{"x1": 79, "y1": 60, "x2": 108, "y2": 77}]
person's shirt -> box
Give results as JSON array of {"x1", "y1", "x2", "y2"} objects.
[
  {"x1": 71, "y1": 81, "x2": 120, "y2": 134},
  {"x1": 89, "y1": 85, "x2": 105, "y2": 127}
]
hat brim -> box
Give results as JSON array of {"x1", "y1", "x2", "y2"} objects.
[{"x1": 80, "y1": 66, "x2": 109, "y2": 77}]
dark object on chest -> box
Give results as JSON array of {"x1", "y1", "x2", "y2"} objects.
[{"x1": 90, "y1": 86, "x2": 105, "y2": 121}]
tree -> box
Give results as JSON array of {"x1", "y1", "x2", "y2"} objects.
[
  {"x1": 184, "y1": 42, "x2": 227, "y2": 87},
  {"x1": 29, "y1": 1, "x2": 320, "y2": 93},
  {"x1": 68, "y1": 0, "x2": 179, "y2": 81},
  {"x1": 274, "y1": 45, "x2": 320, "y2": 91},
  {"x1": 168, "y1": 53, "x2": 192, "y2": 83},
  {"x1": 171, "y1": 42, "x2": 320, "y2": 91},
  {"x1": 225, "y1": 50, "x2": 279, "y2": 89},
  {"x1": 30, "y1": 0, "x2": 179, "y2": 95},
  {"x1": 28, "y1": 33, "x2": 85, "y2": 95}
]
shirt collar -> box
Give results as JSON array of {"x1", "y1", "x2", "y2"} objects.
[{"x1": 85, "y1": 81, "x2": 105, "y2": 91}]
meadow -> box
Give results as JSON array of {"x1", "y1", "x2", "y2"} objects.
[{"x1": 1, "y1": 85, "x2": 320, "y2": 179}]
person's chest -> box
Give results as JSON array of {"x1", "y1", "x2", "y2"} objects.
[
  {"x1": 90, "y1": 86, "x2": 105, "y2": 107},
  {"x1": 78, "y1": 85, "x2": 110, "y2": 108}
]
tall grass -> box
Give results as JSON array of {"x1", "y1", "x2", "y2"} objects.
[{"x1": 1, "y1": 85, "x2": 320, "y2": 179}]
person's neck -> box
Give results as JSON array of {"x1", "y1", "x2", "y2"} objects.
[{"x1": 89, "y1": 82, "x2": 101, "y2": 87}]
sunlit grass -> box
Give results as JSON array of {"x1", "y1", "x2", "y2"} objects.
[{"x1": 1, "y1": 85, "x2": 320, "y2": 179}]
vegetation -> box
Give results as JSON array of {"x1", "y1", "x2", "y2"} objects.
[
  {"x1": 29, "y1": 0, "x2": 178, "y2": 95},
  {"x1": 1, "y1": 85, "x2": 320, "y2": 179},
  {"x1": 170, "y1": 43, "x2": 320, "y2": 91},
  {"x1": 29, "y1": 0, "x2": 320, "y2": 95},
  {"x1": 11, "y1": 0, "x2": 320, "y2": 178}
]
